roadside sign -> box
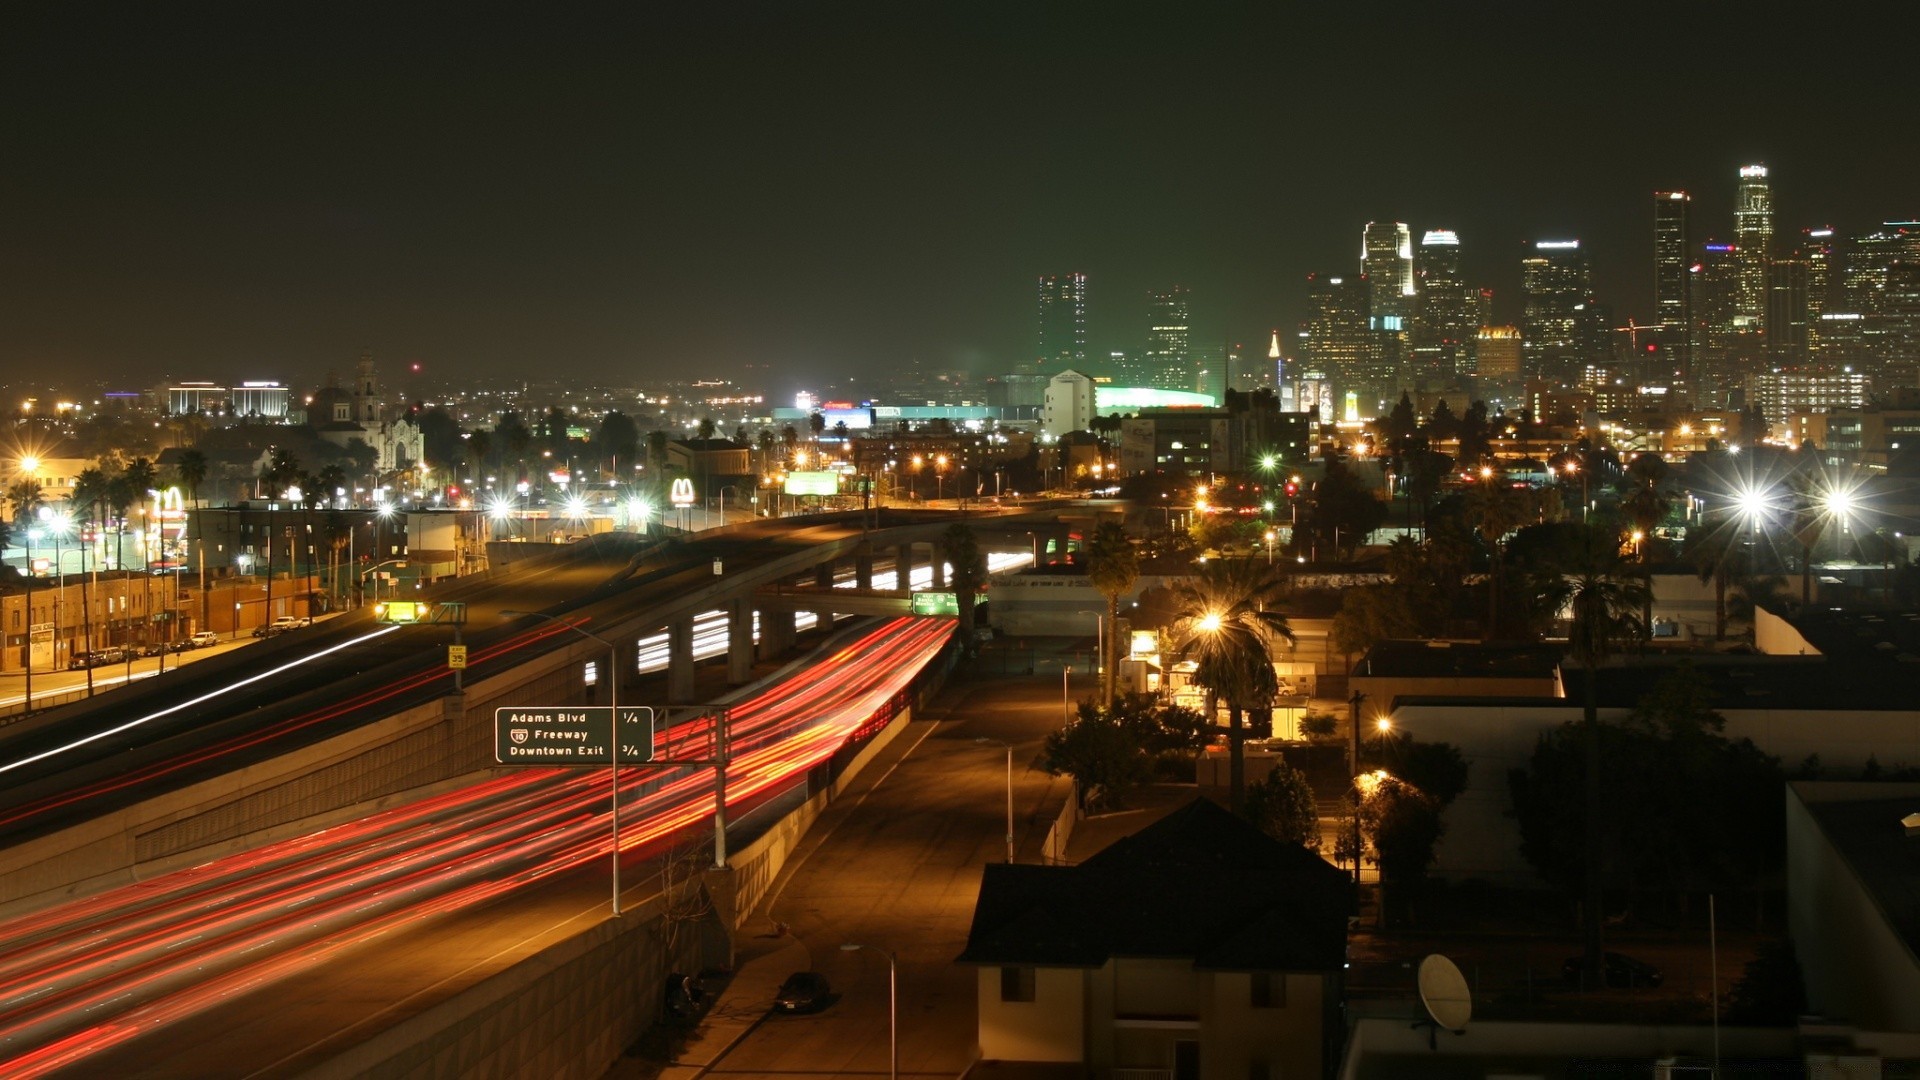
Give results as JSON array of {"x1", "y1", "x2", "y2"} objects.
[
  {"x1": 448, "y1": 644, "x2": 468, "y2": 669},
  {"x1": 670, "y1": 477, "x2": 696, "y2": 507},
  {"x1": 493, "y1": 706, "x2": 656, "y2": 765}
]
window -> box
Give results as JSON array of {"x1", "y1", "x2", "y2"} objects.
[
  {"x1": 1250, "y1": 972, "x2": 1284, "y2": 1008},
  {"x1": 999, "y1": 965, "x2": 1035, "y2": 1003}
]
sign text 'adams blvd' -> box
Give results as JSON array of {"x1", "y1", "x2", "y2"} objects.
[{"x1": 493, "y1": 707, "x2": 657, "y2": 766}]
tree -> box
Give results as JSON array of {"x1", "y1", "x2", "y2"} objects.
[
  {"x1": 1553, "y1": 524, "x2": 1650, "y2": 981},
  {"x1": 1294, "y1": 458, "x2": 1386, "y2": 561},
  {"x1": 174, "y1": 449, "x2": 208, "y2": 507},
  {"x1": 1369, "y1": 738, "x2": 1470, "y2": 807},
  {"x1": 646, "y1": 429, "x2": 671, "y2": 475},
  {"x1": 462, "y1": 428, "x2": 492, "y2": 476},
  {"x1": 1329, "y1": 584, "x2": 1425, "y2": 669},
  {"x1": 1169, "y1": 560, "x2": 1295, "y2": 813},
  {"x1": 1464, "y1": 480, "x2": 1535, "y2": 638},
  {"x1": 1243, "y1": 759, "x2": 1319, "y2": 849},
  {"x1": 1084, "y1": 521, "x2": 1139, "y2": 707},
  {"x1": 7, "y1": 478, "x2": 45, "y2": 530},
  {"x1": 1361, "y1": 776, "x2": 1444, "y2": 924},
  {"x1": 496, "y1": 411, "x2": 533, "y2": 480},
  {"x1": 941, "y1": 522, "x2": 985, "y2": 655},
  {"x1": 594, "y1": 411, "x2": 639, "y2": 477},
  {"x1": 1041, "y1": 707, "x2": 1149, "y2": 812},
  {"x1": 697, "y1": 416, "x2": 718, "y2": 441},
  {"x1": 416, "y1": 407, "x2": 462, "y2": 470},
  {"x1": 70, "y1": 467, "x2": 110, "y2": 532}
]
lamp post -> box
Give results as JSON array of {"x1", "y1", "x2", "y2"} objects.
[
  {"x1": 22, "y1": 527, "x2": 38, "y2": 711},
  {"x1": 973, "y1": 737, "x2": 1015, "y2": 863},
  {"x1": 839, "y1": 943, "x2": 897, "y2": 1080},
  {"x1": 502, "y1": 609, "x2": 625, "y2": 916},
  {"x1": 1348, "y1": 690, "x2": 1366, "y2": 891}
]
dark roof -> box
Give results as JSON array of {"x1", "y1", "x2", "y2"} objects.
[
  {"x1": 956, "y1": 798, "x2": 1349, "y2": 971},
  {"x1": 1355, "y1": 640, "x2": 1562, "y2": 680},
  {"x1": 1782, "y1": 609, "x2": 1920, "y2": 666},
  {"x1": 1799, "y1": 791, "x2": 1920, "y2": 966},
  {"x1": 1562, "y1": 656, "x2": 1913, "y2": 712},
  {"x1": 670, "y1": 438, "x2": 747, "y2": 451}
]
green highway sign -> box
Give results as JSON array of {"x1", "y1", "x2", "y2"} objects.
[{"x1": 493, "y1": 706, "x2": 656, "y2": 766}]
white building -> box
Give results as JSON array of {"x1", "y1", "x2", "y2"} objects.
[{"x1": 1041, "y1": 369, "x2": 1095, "y2": 440}]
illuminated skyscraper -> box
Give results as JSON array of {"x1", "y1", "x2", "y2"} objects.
[
  {"x1": 1734, "y1": 165, "x2": 1773, "y2": 334},
  {"x1": 1413, "y1": 229, "x2": 1474, "y2": 382},
  {"x1": 1654, "y1": 191, "x2": 1691, "y2": 380},
  {"x1": 1299, "y1": 273, "x2": 1370, "y2": 402},
  {"x1": 1766, "y1": 257, "x2": 1810, "y2": 359},
  {"x1": 1036, "y1": 273, "x2": 1088, "y2": 368},
  {"x1": 1144, "y1": 286, "x2": 1192, "y2": 391},
  {"x1": 1520, "y1": 240, "x2": 1593, "y2": 381},
  {"x1": 1361, "y1": 222, "x2": 1415, "y2": 324}
]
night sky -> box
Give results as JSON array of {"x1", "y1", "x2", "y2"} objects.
[{"x1": 4, "y1": 4, "x2": 1914, "y2": 392}]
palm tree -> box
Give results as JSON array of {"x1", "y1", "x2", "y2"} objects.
[
  {"x1": 1552, "y1": 525, "x2": 1650, "y2": 984},
  {"x1": 1085, "y1": 522, "x2": 1139, "y2": 708},
  {"x1": 1169, "y1": 560, "x2": 1295, "y2": 814},
  {"x1": 175, "y1": 448, "x2": 208, "y2": 507},
  {"x1": 314, "y1": 464, "x2": 349, "y2": 507},
  {"x1": 941, "y1": 523, "x2": 986, "y2": 656},
  {"x1": 1464, "y1": 481, "x2": 1532, "y2": 639},
  {"x1": 7, "y1": 478, "x2": 44, "y2": 530}
]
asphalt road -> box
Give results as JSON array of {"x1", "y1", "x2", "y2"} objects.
[
  {"x1": 686, "y1": 671, "x2": 1086, "y2": 1080},
  {"x1": 0, "y1": 514, "x2": 952, "y2": 848}
]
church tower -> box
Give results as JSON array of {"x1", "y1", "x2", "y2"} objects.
[{"x1": 354, "y1": 351, "x2": 380, "y2": 427}]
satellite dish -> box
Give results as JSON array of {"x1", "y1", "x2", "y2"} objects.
[{"x1": 1415, "y1": 954, "x2": 1471, "y2": 1047}]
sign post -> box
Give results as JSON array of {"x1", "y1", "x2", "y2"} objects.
[{"x1": 495, "y1": 705, "x2": 655, "y2": 915}]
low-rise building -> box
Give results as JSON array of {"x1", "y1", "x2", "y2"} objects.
[{"x1": 958, "y1": 798, "x2": 1349, "y2": 1078}]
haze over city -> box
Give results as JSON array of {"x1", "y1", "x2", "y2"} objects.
[{"x1": 5, "y1": 4, "x2": 1914, "y2": 388}]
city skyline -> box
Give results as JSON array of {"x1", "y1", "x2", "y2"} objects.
[{"x1": 4, "y1": 5, "x2": 1914, "y2": 389}]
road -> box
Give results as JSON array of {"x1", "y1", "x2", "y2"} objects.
[
  {"x1": 676, "y1": 673, "x2": 1082, "y2": 1080},
  {"x1": 0, "y1": 617, "x2": 956, "y2": 1077},
  {"x1": 0, "y1": 513, "x2": 1023, "y2": 849}
]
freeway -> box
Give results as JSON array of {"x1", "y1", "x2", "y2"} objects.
[
  {"x1": 0, "y1": 615, "x2": 957, "y2": 1077},
  {"x1": 0, "y1": 512, "x2": 1015, "y2": 850}
]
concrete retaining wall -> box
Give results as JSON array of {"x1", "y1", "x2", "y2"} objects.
[{"x1": 303, "y1": 888, "x2": 717, "y2": 1080}]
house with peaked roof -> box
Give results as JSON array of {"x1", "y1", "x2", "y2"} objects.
[{"x1": 957, "y1": 798, "x2": 1350, "y2": 1080}]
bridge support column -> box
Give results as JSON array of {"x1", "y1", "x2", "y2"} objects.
[
  {"x1": 758, "y1": 605, "x2": 795, "y2": 657},
  {"x1": 855, "y1": 551, "x2": 874, "y2": 591},
  {"x1": 931, "y1": 547, "x2": 946, "y2": 589},
  {"x1": 668, "y1": 616, "x2": 696, "y2": 703},
  {"x1": 896, "y1": 543, "x2": 917, "y2": 590},
  {"x1": 727, "y1": 599, "x2": 754, "y2": 685},
  {"x1": 813, "y1": 561, "x2": 836, "y2": 630}
]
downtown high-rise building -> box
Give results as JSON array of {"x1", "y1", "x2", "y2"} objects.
[
  {"x1": 1361, "y1": 221, "x2": 1416, "y2": 325},
  {"x1": 1036, "y1": 273, "x2": 1088, "y2": 368},
  {"x1": 1766, "y1": 257, "x2": 1811, "y2": 359},
  {"x1": 1299, "y1": 273, "x2": 1371, "y2": 403},
  {"x1": 1412, "y1": 229, "x2": 1476, "y2": 384},
  {"x1": 1654, "y1": 191, "x2": 1692, "y2": 382},
  {"x1": 1734, "y1": 165, "x2": 1774, "y2": 335},
  {"x1": 1520, "y1": 240, "x2": 1595, "y2": 382},
  {"x1": 1144, "y1": 286, "x2": 1193, "y2": 392}
]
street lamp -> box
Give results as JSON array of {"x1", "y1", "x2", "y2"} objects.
[
  {"x1": 1348, "y1": 690, "x2": 1367, "y2": 892},
  {"x1": 973, "y1": 737, "x2": 1015, "y2": 863},
  {"x1": 839, "y1": 943, "x2": 897, "y2": 1080},
  {"x1": 502, "y1": 609, "x2": 626, "y2": 917}
]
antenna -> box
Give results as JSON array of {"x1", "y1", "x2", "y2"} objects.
[{"x1": 1414, "y1": 953, "x2": 1472, "y2": 1049}]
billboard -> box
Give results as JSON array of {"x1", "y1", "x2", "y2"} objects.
[{"x1": 784, "y1": 471, "x2": 840, "y2": 496}]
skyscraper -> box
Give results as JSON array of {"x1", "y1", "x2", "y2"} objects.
[
  {"x1": 1299, "y1": 273, "x2": 1370, "y2": 404},
  {"x1": 1654, "y1": 191, "x2": 1691, "y2": 379},
  {"x1": 1520, "y1": 240, "x2": 1593, "y2": 382},
  {"x1": 1144, "y1": 286, "x2": 1192, "y2": 391},
  {"x1": 1036, "y1": 273, "x2": 1088, "y2": 368},
  {"x1": 1766, "y1": 258, "x2": 1810, "y2": 359},
  {"x1": 1361, "y1": 222, "x2": 1415, "y2": 325},
  {"x1": 1413, "y1": 229, "x2": 1474, "y2": 383},
  {"x1": 1734, "y1": 165, "x2": 1773, "y2": 334}
]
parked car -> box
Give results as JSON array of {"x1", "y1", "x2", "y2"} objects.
[
  {"x1": 189, "y1": 631, "x2": 219, "y2": 648},
  {"x1": 141, "y1": 641, "x2": 168, "y2": 657},
  {"x1": 772, "y1": 971, "x2": 833, "y2": 1014},
  {"x1": 1561, "y1": 951, "x2": 1663, "y2": 989}
]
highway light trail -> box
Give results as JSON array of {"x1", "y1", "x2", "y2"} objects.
[
  {"x1": 0, "y1": 616, "x2": 955, "y2": 1076},
  {"x1": 0, "y1": 627, "x2": 403, "y2": 780}
]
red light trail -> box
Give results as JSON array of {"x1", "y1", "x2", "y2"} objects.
[{"x1": 0, "y1": 617, "x2": 954, "y2": 1076}]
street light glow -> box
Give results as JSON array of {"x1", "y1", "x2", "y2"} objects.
[{"x1": 1197, "y1": 612, "x2": 1223, "y2": 633}]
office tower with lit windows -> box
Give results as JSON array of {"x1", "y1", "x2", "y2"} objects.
[
  {"x1": 1520, "y1": 240, "x2": 1593, "y2": 382},
  {"x1": 1144, "y1": 286, "x2": 1192, "y2": 392},
  {"x1": 1413, "y1": 229, "x2": 1475, "y2": 384},
  {"x1": 1734, "y1": 165, "x2": 1774, "y2": 335},
  {"x1": 1361, "y1": 222, "x2": 1416, "y2": 323},
  {"x1": 1036, "y1": 273, "x2": 1088, "y2": 368},
  {"x1": 1766, "y1": 258, "x2": 1810, "y2": 360},
  {"x1": 1299, "y1": 272, "x2": 1371, "y2": 405},
  {"x1": 1654, "y1": 191, "x2": 1691, "y2": 383}
]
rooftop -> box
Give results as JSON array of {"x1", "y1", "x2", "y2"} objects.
[
  {"x1": 1355, "y1": 640, "x2": 1562, "y2": 681},
  {"x1": 956, "y1": 798, "x2": 1348, "y2": 972},
  {"x1": 1797, "y1": 785, "x2": 1920, "y2": 970}
]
